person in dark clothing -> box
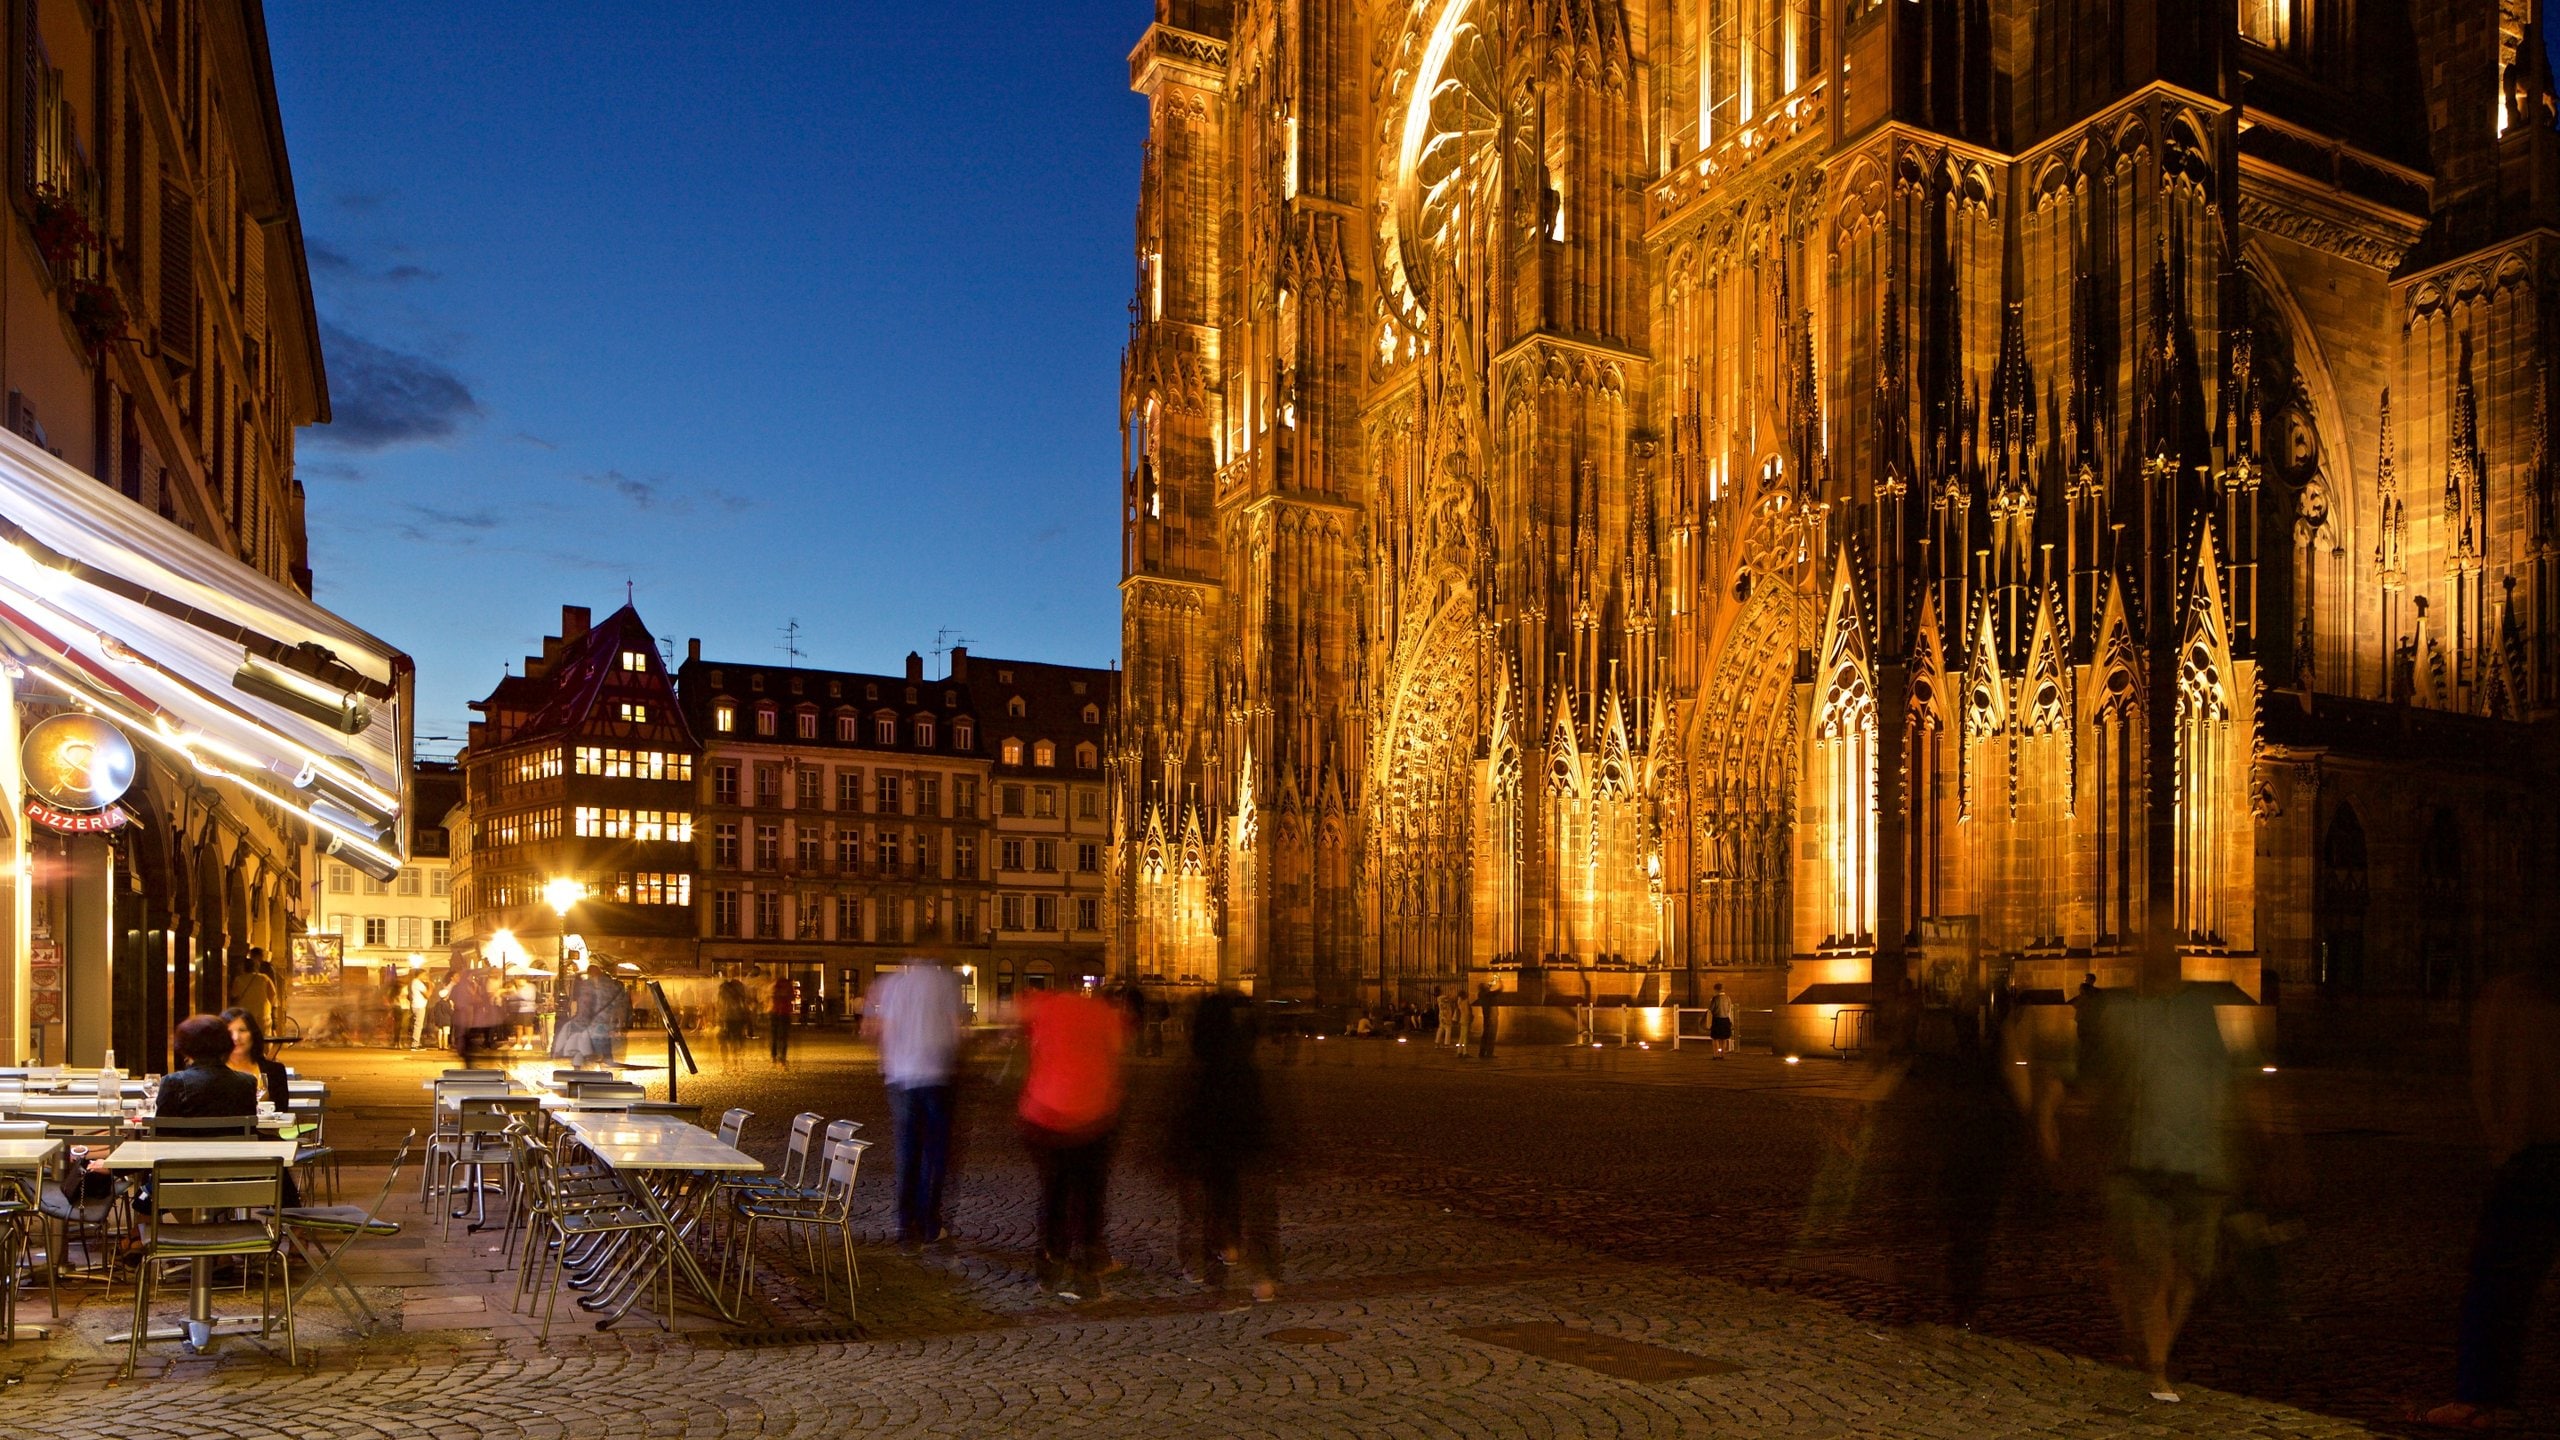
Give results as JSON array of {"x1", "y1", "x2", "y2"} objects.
[
  {"x1": 1475, "y1": 984, "x2": 1498, "y2": 1059},
  {"x1": 219, "y1": 1007, "x2": 292, "y2": 1107},
  {"x1": 1174, "y1": 991, "x2": 1278, "y2": 1300},
  {"x1": 768, "y1": 974, "x2": 798, "y2": 1065},
  {"x1": 156, "y1": 1014, "x2": 260, "y2": 1119}
]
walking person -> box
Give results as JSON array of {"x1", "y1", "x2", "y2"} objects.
[
  {"x1": 869, "y1": 957, "x2": 969, "y2": 1250},
  {"x1": 715, "y1": 977, "x2": 753, "y2": 1070},
  {"x1": 2077, "y1": 925, "x2": 2250, "y2": 1405},
  {"x1": 768, "y1": 971, "x2": 798, "y2": 1065},
  {"x1": 1016, "y1": 982, "x2": 1128, "y2": 1302},
  {"x1": 405, "y1": 968, "x2": 430, "y2": 1049},
  {"x1": 1435, "y1": 987, "x2": 1463, "y2": 1051},
  {"x1": 1709, "y1": 982, "x2": 1739, "y2": 1057},
  {"x1": 1474, "y1": 983, "x2": 1498, "y2": 1060},
  {"x1": 2414, "y1": 962, "x2": 2560, "y2": 1428},
  {"x1": 229, "y1": 952, "x2": 279, "y2": 1039},
  {"x1": 1175, "y1": 990, "x2": 1278, "y2": 1300}
]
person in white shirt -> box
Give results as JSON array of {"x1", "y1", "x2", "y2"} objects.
[
  {"x1": 405, "y1": 970, "x2": 430, "y2": 1049},
  {"x1": 867, "y1": 958, "x2": 971, "y2": 1248}
]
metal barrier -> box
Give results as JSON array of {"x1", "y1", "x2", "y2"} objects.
[{"x1": 1830, "y1": 1005, "x2": 1874, "y2": 1059}]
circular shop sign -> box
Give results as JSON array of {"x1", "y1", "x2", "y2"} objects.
[{"x1": 22, "y1": 712, "x2": 138, "y2": 811}]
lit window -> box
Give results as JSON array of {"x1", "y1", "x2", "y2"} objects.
[
  {"x1": 621, "y1": 650, "x2": 647, "y2": 672},
  {"x1": 1033, "y1": 741, "x2": 1056, "y2": 769},
  {"x1": 1002, "y1": 738, "x2": 1024, "y2": 766},
  {"x1": 620, "y1": 702, "x2": 649, "y2": 723},
  {"x1": 714, "y1": 704, "x2": 735, "y2": 733}
]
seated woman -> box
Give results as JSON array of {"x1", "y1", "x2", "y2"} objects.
[
  {"x1": 218, "y1": 1007, "x2": 292, "y2": 1108},
  {"x1": 156, "y1": 1013, "x2": 259, "y2": 1120}
]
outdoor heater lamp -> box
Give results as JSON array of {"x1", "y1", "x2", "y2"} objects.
[{"x1": 232, "y1": 654, "x2": 373, "y2": 735}]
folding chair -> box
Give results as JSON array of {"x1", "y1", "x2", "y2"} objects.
[
  {"x1": 123, "y1": 1155, "x2": 294, "y2": 1376},
  {"x1": 728, "y1": 1138, "x2": 870, "y2": 1319},
  {"x1": 442, "y1": 1095, "x2": 538, "y2": 1236},
  {"x1": 282, "y1": 1130, "x2": 415, "y2": 1336},
  {"x1": 424, "y1": 1075, "x2": 510, "y2": 1202}
]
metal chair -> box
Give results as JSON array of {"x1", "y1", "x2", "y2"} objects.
[
  {"x1": 123, "y1": 1155, "x2": 294, "y2": 1375},
  {"x1": 514, "y1": 1137, "x2": 673, "y2": 1342},
  {"x1": 282, "y1": 1130, "x2": 415, "y2": 1336},
  {"x1": 424, "y1": 1075, "x2": 511, "y2": 1202},
  {"x1": 144, "y1": 1115, "x2": 259, "y2": 1139},
  {"x1": 442, "y1": 1095, "x2": 539, "y2": 1236},
  {"x1": 714, "y1": 1108, "x2": 752, "y2": 1149},
  {"x1": 727, "y1": 1138, "x2": 870, "y2": 1319}
]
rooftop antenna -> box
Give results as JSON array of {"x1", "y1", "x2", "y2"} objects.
[
  {"x1": 932, "y1": 627, "x2": 970, "y2": 667},
  {"x1": 780, "y1": 619, "x2": 805, "y2": 669}
]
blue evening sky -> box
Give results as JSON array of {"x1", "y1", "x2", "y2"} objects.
[{"x1": 265, "y1": 3, "x2": 1147, "y2": 753}]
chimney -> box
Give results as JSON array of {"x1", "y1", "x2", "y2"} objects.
[
  {"x1": 561, "y1": 605, "x2": 591, "y2": 642},
  {"x1": 948, "y1": 645, "x2": 969, "y2": 682},
  {"x1": 905, "y1": 651, "x2": 924, "y2": 682},
  {"x1": 687, "y1": 637, "x2": 702, "y2": 663}
]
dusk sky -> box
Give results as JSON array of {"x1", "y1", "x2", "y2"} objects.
[{"x1": 265, "y1": 3, "x2": 1147, "y2": 753}]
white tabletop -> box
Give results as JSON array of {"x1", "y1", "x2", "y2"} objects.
[
  {"x1": 574, "y1": 1123, "x2": 761, "y2": 1174},
  {"x1": 559, "y1": 1110, "x2": 687, "y2": 1136},
  {"x1": 0, "y1": 1137, "x2": 62, "y2": 1167},
  {"x1": 101, "y1": 1139, "x2": 300, "y2": 1169}
]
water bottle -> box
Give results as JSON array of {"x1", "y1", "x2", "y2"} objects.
[{"x1": 100, "y1": 1047, "x2": 113, "y2": 1074}]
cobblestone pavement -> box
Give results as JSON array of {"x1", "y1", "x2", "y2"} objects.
[{"x1": 0, "y1": 1031, "x2": 2532, "y2": 1438}]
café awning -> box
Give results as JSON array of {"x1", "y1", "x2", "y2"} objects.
[{"x1": 0, "y1": 428, "x2": 413, "y2": 876}]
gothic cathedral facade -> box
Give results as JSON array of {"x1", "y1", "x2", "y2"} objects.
[{"x1": 1111, "y1": 0, "x2": 2560, "y2": 1016}]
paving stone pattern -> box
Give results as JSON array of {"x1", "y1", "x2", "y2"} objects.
[{"x1": 0, "y1": 1033, "x2": 2530, "y2": 1438}]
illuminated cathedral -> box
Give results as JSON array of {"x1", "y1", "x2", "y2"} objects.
[{"x1": 1110, "y1": 0, "x2": 2560, "y2": 1025}]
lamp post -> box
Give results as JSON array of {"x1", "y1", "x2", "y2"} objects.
[{"x1": 544, "y1": 878, "x2": 584, "y2": 1053}]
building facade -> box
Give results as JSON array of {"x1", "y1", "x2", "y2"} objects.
[
  {"x1": 1112, "y1": 0, "x2": 2560, "y2": 1020},
  {"x1": 670, "y1": 644, "x2": 1115, "y2": 1011},
  {"x1": 0, "y1": 0, "x2": 404, "y2": 1069},
  {"x1": 675, "y1": 644, "x2": 997, "y2": 1014},
  {"x1": 314, "y1": 759, "x2": 457, "y2": 973},
  {"x1": 456, "y1": 605, "x2": 699, "y2": 975}
]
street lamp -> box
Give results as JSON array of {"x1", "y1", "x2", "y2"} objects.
[{"x1": 545, "y1": 878, "x2": 585, "y2": 1051}]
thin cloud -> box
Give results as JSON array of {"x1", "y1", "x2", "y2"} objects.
[
  {"x1": 509, "y1": 431, "x2": 560, "y2": 451},
  {"x1": 577, "y1": 469, "x2": 752, "y2": 517},
  {"x1": 306, "y1": 239, "x2": 355, "y2": 274},
  {"x1": 312, "y1": 323, "x2": 479, "y2": 450},
  {"x1": 393, "y1": 504, "x2": 500, "y2": 542}
]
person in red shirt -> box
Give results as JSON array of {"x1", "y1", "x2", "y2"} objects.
[
  {"x1": 768, "y1": 973, "x2": 799, "y2": 1066},
  {"x1": 1016, "y1": 985, "x2": 1128, "y2": 1300}
]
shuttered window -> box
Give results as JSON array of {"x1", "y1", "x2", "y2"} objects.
[{"x1": 157, "y1": 177, "x2": 193, "y2": 365}]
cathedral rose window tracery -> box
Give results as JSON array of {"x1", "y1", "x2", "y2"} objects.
[{"x1": 1380, "y1": 0, "x2": 1501, "y2": 332}]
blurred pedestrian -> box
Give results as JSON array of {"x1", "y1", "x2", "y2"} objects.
[
  {"x1": 768, "y1": 972, "x2": 798, "y2": 1065},
  {"x1": 229, "y1": 952, "x2": 279, "y2": 1039},
  {"x1": 405, "y1": 968, "x2": 430, "y2": 1049},
  {"x1": 2414, "y1": 964, "x2": 2560, "y2": 1428},
  {"x1": 715, "y1": 978, "x2": 754, "y2": 1070},
  {"x1": 2081, "y1": 925, "x2": 2243, "y2": 1404},
  {"x1": 453, "y1": 964, "x2": 502, "y2": 1068},
  {"x1": 1434, "y1": 987, "x2": 1461, "y2": 1050},
  {"x1": 1016, "y1": 983, "x2": 1128, "y2": 1302},
  {"x1": 1474, "y1": 983, "x2": 1498, "y2": 1059},
  {"x1": 1176, "y1": 991, "x2": 1277, "y2": 1300},
  {"x1": 870, "y1": 957, "x2": 969, "y2": 1249}
]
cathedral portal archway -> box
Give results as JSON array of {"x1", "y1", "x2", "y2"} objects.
[
  {"x1": 1689, "y1": 585, "x2": 1806, "y2": 967},
  {"x1": 1374, "y1": 597, "x2": 1483, "y2": 990}
]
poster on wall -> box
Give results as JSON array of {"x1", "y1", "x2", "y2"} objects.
[
  {"x1": 290, "y1": 932, "x2": 343, "y2": 989},
  {"x1": 27, "y1": 938, "x2": 59, "y2": 1026}
]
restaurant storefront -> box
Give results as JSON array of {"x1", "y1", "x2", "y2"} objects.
[{"x1": 0, "y1": 429, "x2": 413, "y2": 1067}]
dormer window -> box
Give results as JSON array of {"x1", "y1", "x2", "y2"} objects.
[
  {"x1": 1002, "y1": 738, "x2": 1024, "y2": 766},
  {"x1": 954, "y1": 720, "x2": 974, "y2": 750},
  {"x1": 1082, "y1": 704, "x2": 1100, "y2": 725},
  {"x1": 1007, "y1": 696, "x2": 1027, "y2": 718},
  {"x1": 876, "y1": 714, "x2": 898, "y2": 744},
  {"x1": 915, "y1": 717, "x2": 936, "y2": 747},
  {"x1": 796, "y1": 709, "x2": 818, "y2": 740},
  {"x1": 1075, "y1": 742, "x2": 1098, "y2": 770},
  {"x1": 755, "y1": 706, "x2": 777, "y2": 737},
  {"x1": 836, "y1": 713, "x2": 857, "y2": 742},
  {"x1": 1033, "y1": 740, "x2": 1056, "y2": 768},
  {"x1": 750, "y1": 674, "x2": 765, "y2": 692},
  {"x1": 864, "y1": 683, "x2": 879, "y2": 701},
  {"x1": 713, "y1": 703, "x2": 735, "y2": 733}
]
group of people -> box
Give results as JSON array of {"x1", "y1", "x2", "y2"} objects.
[{"x1": 866, "y1": 960, "x2": 1278, "y2": 1303}]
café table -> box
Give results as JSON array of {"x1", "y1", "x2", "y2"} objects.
[
  {"x1": 557, "y1": 1118, "x2": 759, "y2": 1327},
  {"x1": 0, "y1": 1136, "x2": 63, "y2": 1339},
  {"x1": 100, "y1": 1139, "x2": 299, "y2": 1351}
]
